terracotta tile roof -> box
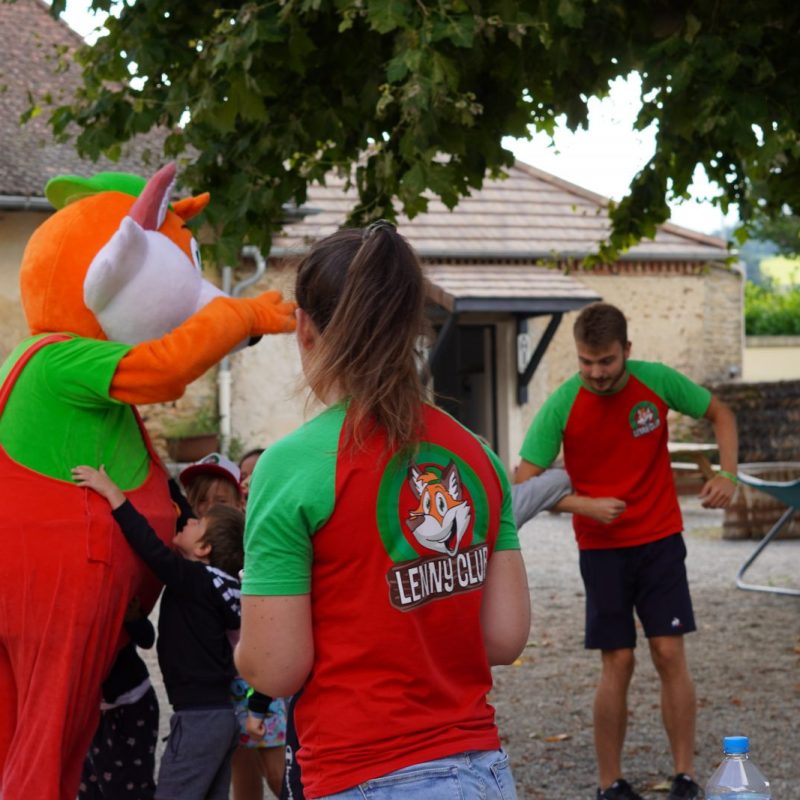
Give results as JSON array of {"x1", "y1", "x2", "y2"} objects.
[
  {"x1": 0, "y1": 0, "x2": 162, "y2": 201},
  {"x1": 273, "y1": 162, "x2": 729, "y2": 263}
]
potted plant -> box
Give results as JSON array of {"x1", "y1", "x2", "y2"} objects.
[{"x1": 163, "y1": 404, "x2": 220, "y2": 463}]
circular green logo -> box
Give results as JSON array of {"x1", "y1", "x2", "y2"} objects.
[
  {"x1": 376, "y1": 442, "x2": 489, "y2": 563},
  {"x1": 629, "y1": 401, "x2": 661, "y2": 438}
]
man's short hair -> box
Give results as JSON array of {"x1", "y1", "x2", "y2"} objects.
[{"x1": 573, "y1": 302, "x2": 628, "y2": 348}]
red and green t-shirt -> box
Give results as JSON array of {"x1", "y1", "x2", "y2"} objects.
[
  {"x1": 520, "y1": 360, "x2": 711, "y2": 550},
  {"x1": 243, "y1": 401, "x2": 519, "y2": 798}
]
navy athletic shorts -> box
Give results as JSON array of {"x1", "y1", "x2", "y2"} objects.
[{"x1": 578, "y1": 532, "x2": 696, "y2": 650}]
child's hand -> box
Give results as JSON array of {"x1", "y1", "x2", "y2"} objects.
[
  {"x1": 581, "y1": 496, "x2": 626, "y2": 524},
  {"x1": 245, "y1": 713, "x2": 267, "y2": 741},
  {"x1": 71, "y1": 465, "x2": 126, "y2": 509},
  {"x1": 125, "y1": 596, "x2": 143, "y2": 622}
]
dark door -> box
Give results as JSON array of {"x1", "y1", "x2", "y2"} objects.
[{"x1": 431, "y1": 324, "x2": 497, "y2": 449}]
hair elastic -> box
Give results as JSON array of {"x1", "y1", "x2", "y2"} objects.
[{"x1": 362, "y1": 219, "x2": 396, "y2": 240}]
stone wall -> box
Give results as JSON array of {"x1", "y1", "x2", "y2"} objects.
[
  {"x1": 229, "y1": 261, "x2": 314, "y2": 454},
  {"x1": 682, "y1": 379, "x2": 800, "y2": 463}
]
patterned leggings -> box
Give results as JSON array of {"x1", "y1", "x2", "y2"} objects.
[{"x1": 79, "y1": 686, "x2": 159, "y2": 800}]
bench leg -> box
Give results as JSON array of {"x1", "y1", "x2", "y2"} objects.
[{"x1": 736, "y1": 505, "x2": 800, "y2": 596}]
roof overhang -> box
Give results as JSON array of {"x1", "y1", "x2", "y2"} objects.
[
  {"x1": 425, "y1": 263, "x2": 601, "y2": 316},
  {"x1": 413, "y1": 246, "x2": 728, "y2": 262}
]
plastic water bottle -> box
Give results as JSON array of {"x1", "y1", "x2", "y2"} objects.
[{"x1": 705, "y1": 736, "x2": 772, "y2": 800}]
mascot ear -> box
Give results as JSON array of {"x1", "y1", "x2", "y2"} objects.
[
  {"x1": 173, "y1": 193, "x2": 210, "y2": 222},
  {"x1": 84, "y1": 217, "x2": 148, "y2": 315},
  {"x1": 128, "y1": 163, "x2": 176, "y2": 230}
]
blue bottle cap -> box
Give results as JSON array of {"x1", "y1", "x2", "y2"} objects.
[{"x1": 723, "y1": 736, "x2": 750, "y2": 754}]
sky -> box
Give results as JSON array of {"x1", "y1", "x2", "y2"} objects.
[{"x1": 60, "y1": 3, "x2": 738, "y2": 237}]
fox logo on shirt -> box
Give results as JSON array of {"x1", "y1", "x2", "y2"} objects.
[
  {"x1": 405, "y1": 461, "x2": 472, "y2": 556},
  {"x1": 629, "y1": 400, "x2": 661, "y2": 438}
]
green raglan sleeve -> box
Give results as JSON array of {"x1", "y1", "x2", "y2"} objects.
[
  {"x1": 629, "y1": 362, "x2": 711, "y2": 418},
  {"x1": 0, "y1": 336, "x2": 132, "y2": 408},
  {"x1": 242, "y1": 405, "x2": 344, "y2": 596},
  {"x1": 481, "y1": 444, "x2": 520, "y2": 552},
  {"x1": 44, "y1": 338, "x2": 133, "y2": 406},
  {"x1": 519, "y1": 375, "x2": 582, "y2": 468}
]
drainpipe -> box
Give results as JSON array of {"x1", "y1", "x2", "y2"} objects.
[
  {"x1": 218, "y1": 246, "x2": 267, "y2": 455},
  {"x1": 0, "y1": 195, "x2": 51, "y2": 211}
]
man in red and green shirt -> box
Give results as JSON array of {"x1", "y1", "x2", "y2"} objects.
[{"x1": 515, "y1": 302, "x2": 738, "y2": 800}]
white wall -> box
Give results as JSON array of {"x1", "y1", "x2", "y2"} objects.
[
  {"x1": 0, "y1": 211, "x2": 48, "y2": 361},
  {"x1": 743, "y1": 336, "x2": 800, "y2": 381}
]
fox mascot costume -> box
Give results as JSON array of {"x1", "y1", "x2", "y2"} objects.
[{"x1": 0, "y1": 163, "x2": 294, "y2": 799}]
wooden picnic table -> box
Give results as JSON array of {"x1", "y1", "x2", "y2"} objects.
[{"x1": 668, "y1": 441, "x2": 718, "y2": 481}]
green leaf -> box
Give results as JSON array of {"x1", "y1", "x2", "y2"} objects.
[
  {"x1": 104, "y1": 143, "x2": 122, "y2": 161},
  {"x1": 430, "y1": 15, "x2": 475, "y2": 48},
  {"x1": 556, "y1": 0, "x2": 584, "y2": 29},
  {"x1": 367, "y1": 0, "x2": 409, "y2": 34},
  {"x1": 684, "y1": 13, "x2": 701, "y2": 42},
  {"x1": 229, "y1": 79, "x2": 268, "y2": 122},
  {"x1": 386, "y1": 54, "x2": 409, "y2": 83}
]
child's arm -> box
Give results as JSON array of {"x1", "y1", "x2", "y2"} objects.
[
  {"x1": 245, "y1": 691, "x2": 275, "y2": 742},
  {"x1": 124, "y1": 616, "x2": 156, "y2": 649},
  {"x1": 73, "y1": 465, "x2": 192, "y2": 589},
  {"x1": 71, "y1": 464, "x2": 126, "y2": 509},
  {"x1": 168, "y1": 478, "x2": 196, "y2": 531},
  {"x1": 123, "y1": 597, "x2": 155, "y2": 649},
  {"x1": 248, "y1": 690, "x2": 274, "y2": 716}
]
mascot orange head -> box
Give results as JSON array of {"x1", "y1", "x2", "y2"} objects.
[{"x1": 20, "y1": 163, "x2": 217, "y2": 344}]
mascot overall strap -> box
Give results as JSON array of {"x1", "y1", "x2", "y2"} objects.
[{"x1": 0, "y1": 335, "x2": 174, "y2": 800}]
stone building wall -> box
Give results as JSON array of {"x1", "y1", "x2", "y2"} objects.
[{"x1": 228, "y1": 262, "x2": 314, "y2": 454}]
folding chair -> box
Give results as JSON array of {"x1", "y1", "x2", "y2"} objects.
[{"x1": 735, "y1": 470, "x2": 800, "y2": 597}]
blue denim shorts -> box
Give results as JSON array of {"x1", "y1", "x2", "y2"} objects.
[{"x1": 316, "y1": 749, "x2": 517, "y2": 800}]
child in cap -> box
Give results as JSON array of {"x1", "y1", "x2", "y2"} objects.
[{"x1": 180, "y1": 452, "x2": 242, "y2": 515}]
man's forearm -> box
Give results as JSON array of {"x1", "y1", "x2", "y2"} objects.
[{"x1": 710, "y1": 400, "x2": 738, "y2": 474}]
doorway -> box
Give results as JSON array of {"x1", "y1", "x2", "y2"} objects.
[{"x1": 431, "y1": 324, "x2": 498, "y2": 450}]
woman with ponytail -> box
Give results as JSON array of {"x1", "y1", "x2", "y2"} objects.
[{"x1": 236, "y1": 223, "x2": 530, "y2": 799}]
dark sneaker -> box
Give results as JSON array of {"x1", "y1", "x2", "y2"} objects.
[
  {"x1": 668, "y1": 773, "x2": 703, "y2": 800},
  {"x1": 596, "y1": 778, "x2": 644, "y2": 800}
]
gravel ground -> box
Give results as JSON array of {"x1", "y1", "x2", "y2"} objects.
[
  {"x1": 144, "y1": 496, "x2": 800, "y2": 799},
  {"x1": 495, "y1": 496, "x2": 800, "y2": 800}
]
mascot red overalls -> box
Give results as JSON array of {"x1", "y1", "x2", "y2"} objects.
[{"x1": 0, "y1": 164, "x2": 294, "y2": 799}]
